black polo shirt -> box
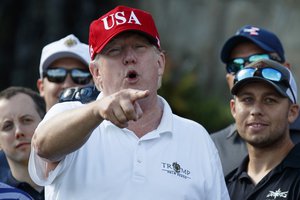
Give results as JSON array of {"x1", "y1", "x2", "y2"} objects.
[{"x1": 226, "y1": 143, "x2": 300, "y2": 200}]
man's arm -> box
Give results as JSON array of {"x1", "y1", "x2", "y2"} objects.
[{"x1": 32, "y1": 89, "x2": 149, "y2": 163}]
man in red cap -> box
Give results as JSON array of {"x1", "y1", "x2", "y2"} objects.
[{"x1": 28, "y1": 6, "x2": 229, "y2": 200}]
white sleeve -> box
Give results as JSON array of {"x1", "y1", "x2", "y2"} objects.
[
  {"x1": 28, "y1": 102, "x2": 81, "y2": 186},
  {"x1": 204, "y1": 131, "x2": 230, "y2": 200},
  {"x1": 28, "y1": 147, "x2": 75, "y2": 186}
]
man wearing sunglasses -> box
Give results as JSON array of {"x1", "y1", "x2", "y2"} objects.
[
  {"x1": 226, "y1": 59, "x2": 300, "y2": 199},
  {"x1": 211, "y1": 25, "x2": 300, "y2": 176},
  {"x1": 0, "y1": 35, "x2": 92, "y2": 196},
  {"x1": 37, "y1": 34, "x2": 92, "y2": 111}
]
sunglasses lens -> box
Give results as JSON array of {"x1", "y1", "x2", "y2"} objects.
[
  {"x1": 261, "y1": 68, "x2": 282, "y2": 81},
  {"x1": 227, "y1": 58, "x2": 246, "y2": 74},
  {"x1": 71, "y1": 69, "x2": 92, "y2": 85},
  {"x1": 226, "y1": 62, "x2": 244, "y2": 74},
  {"x1": 45, "y1": 68, "x2": 67, "y2": 83},
  {"x1": 236, "y1": 68, "x2": 256, "y2": 82},
  {"x1": 248, "y1": 54, "x2": 270, "y2": 62}
]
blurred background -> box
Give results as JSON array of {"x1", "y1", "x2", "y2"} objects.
[{"x1": 1, "y1": 0, "x2": 300, "y2": 133}]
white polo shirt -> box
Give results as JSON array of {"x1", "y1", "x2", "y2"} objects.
[{"x1": 29, "y1": 96, "x2": 229, "y2": 200}]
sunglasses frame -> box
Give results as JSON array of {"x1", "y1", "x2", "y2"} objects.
[
  {"x1": 43, "y1": 67, "x2": 92, "y2": 85},
  {"x1": 226, "y1": 53, "x2": 281, "y2": 74}
]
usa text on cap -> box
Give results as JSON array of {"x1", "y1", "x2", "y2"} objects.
[{"x1": 89, "y1": 5, "x2": 160, "y2": 60}]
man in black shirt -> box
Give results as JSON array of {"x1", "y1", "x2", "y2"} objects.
[
  {"x1": 211, "y1": 25, "x2": 300, "y2": 176},
  {"x1": 226, "y1": 59, "x2": 300, "y2": 200}
]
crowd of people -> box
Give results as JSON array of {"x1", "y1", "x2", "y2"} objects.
[{"x1": 1, "y1": 5, "x2": 300, "y2": 200}]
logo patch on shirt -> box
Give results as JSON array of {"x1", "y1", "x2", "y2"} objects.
[
  {"x1": 266, "y1": 188, "x2": 288, "y2": 199},
  {"x1": 161, "y1": 162, "x2": 191, "y2": 179}
]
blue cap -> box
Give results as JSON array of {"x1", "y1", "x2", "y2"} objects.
[{"x1": 221, "y1": 25, "x2": 285, "y2": 63}]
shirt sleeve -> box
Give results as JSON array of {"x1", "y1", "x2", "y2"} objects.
[{"x1": 28, "y1": 101, "x2": 82, "y2": 186}]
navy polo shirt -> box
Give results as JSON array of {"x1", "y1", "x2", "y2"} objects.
[
  {"x1": 0, "y1": 150, "x2": 9, "y2": 180},
  {"x1": 226, "y1": 143, "x2": 300, "y2": 200},
  {"x1": 4, "y1": 171, "x2": 44, "y2": 200}
]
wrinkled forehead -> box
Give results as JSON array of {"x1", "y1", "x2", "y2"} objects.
[{"x1": 101, "y1": 31, "x2": 153, "y2": 53}]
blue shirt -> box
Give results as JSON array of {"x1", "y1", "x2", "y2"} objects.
[{"x1": 0, "y1": 182, "x2": 33, "y2": 200}]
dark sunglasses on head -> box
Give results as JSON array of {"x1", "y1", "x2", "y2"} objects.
[
  {"x1": 226, "y1": 54, "x2": 281, "y2": 74},
  {"x1": 234, "y1": 67, "x2": 296, "y2": 103},
  {"x1": 43, "y1": 67, "x2": 92, "y2": 85}
]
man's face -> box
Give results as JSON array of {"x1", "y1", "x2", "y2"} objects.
[
  {"x1": 0, "y1": 93, "x2": 42, "y2": 164},
  {"x1": 226, "y1": 42, "x2": 267, "y2": 90},
  {"x1": 37, "y1": 57, "x2": 91, "y2": 111},
  {"x1": 91, "y1": 33, "x2": 165, "y2": 97},
  {"x1": 230, "y1": 82, "x2": 298, "y2": 148}
]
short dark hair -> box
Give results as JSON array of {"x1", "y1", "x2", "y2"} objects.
[{"x1": 0, "y1": 86, "x2": 46, "y2": 118}]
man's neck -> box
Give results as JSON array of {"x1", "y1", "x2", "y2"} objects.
[
  {"x1": 247, "y1": 137, "x2": 294, "y2": 185},
  {"x1": 8, "y1": 159, "x2": 44, "y2": 192},
  {"x1": 128, "y1": 96, "x2": 163, "y2": 138}
]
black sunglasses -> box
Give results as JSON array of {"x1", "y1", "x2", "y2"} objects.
[
  {"x1": 234, "y1": 67, "x2": 296, "y2": 103},
  {"x1": 43, "y1": 67, "x2": 92, "y2": 85},
  {"x1": 226, "y1": 54, "x2": 281, "y2": 74},
  {"x1": 59, "y1": 85, "x2": 100, "y2": 104}
]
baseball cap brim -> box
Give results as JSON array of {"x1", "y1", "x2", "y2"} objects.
[
  {"x1": 94, "y1": 28, "x2": 159, "y2": 55},
  {"x1": 221, "y1": 35, "x2": 275, "y2": 63}
]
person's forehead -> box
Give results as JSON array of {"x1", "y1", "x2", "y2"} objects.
[
  {"x1": 230, "y1": 42, "x2": 266, "y2": 57},
  {"x1": 0, "y1": 93, "x2": 39, "y2": 119}
]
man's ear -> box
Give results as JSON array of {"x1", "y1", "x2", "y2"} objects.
[
  {"x1": 37, "y1": 78, "x2": 45, "y2": 97},
  {"x1": 288, "y1": 103, "x2": 299, "y2": 124},
  {"x1": 89, "y1": 62, "x2": 102, "y2": 91},
  {"x1": 157, "y1": 51, "x2": 165, "y2": 77},
  {"x1": 230, "y1": 98, "x2": 236, "y2": 119}
]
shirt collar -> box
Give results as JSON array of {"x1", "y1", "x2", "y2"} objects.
[{"x1": 226, "y1": 123, "x2": 238, "y2": 139}]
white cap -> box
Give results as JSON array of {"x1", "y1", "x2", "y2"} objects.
[{"x1": 39, "y1": 34, "x2": 90, "y2": 78}]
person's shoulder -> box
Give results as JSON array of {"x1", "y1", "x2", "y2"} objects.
[{"x1": 0, "y1": 182, "x2": 33, "y2": 200}]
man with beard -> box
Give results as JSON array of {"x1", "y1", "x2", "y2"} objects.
[{"x1": 226, "y1": 59, "x2": 300, "y2": 200}]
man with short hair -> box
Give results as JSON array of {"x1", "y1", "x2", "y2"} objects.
[
  {"x1": 211, "y1": 25, "x2": 300, "y2": 176},
  {"x1": 29, "y1": 5, "x2": 229, "y2": 200},
  {"x1": 0, "y1": 86, "x2": 46, "y2": 199},
  {"x1": 226, "y1": 59, "x2": 300, "y2": 200},
  {"x1": 0, "y1": 34, "x2": 93, "y2": 190}
]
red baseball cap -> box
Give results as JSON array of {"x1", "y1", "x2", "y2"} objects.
[{"x1": 89, "y1": 5, "x2": 161, "y2": 60}]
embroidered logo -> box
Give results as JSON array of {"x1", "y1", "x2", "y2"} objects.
[
  {"x1": 64, "y1": 38, "x2": 77, "y2": 47},
  {"x1": 101, "y1": 11, "x2": 141, "y2": 30},
  {"x1": 266, "y1": 188, "x2": 288, "y2": 199},
  {"x1": 161, "y1": 162, "x2": 191, "y2": 179},
  {"x1": 242, "y1": 26, "x2": 260, "y2": 36}
]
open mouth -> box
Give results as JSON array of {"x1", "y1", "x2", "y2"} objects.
[{"x1": 126, "y1": 70, "x2": 138, "y2": 79}]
